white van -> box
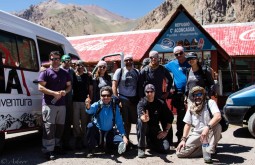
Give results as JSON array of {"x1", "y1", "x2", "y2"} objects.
[{"x1": 0, "y1": 10, "x2": 79, "y2": 152}]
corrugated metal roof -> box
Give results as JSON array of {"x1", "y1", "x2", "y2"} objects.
[
  {"x1": 67, "y1": 22, "x2": 255, "y2": 63},
  {"x1": 204, "y1": 22, "x2": 255, "y2": 57},
  {"x1": 68, "y1": 29, "x2": 160, "y2": 63}
]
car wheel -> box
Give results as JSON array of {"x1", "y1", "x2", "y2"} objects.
[
  {"x1": 248, "y1": 113, "x2": 255, "y2": 138},
  {"x1": 0, "y1": 132, "x2": 5, "y2": 154}
]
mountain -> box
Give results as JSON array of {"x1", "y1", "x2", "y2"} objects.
[
  {"x1": 14, "y1": 0, "x2": 138, "y2": 37},
  {"x1": 13, "y1": 0, "x2": 255, "y2": 36},
  {"x1": 134, "y1": 0, "x2": 255, "y2": 30}
]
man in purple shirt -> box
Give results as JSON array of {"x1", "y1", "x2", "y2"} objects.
[{"x1": 38, "y1": 51, "x2": 72, "y2": 160}]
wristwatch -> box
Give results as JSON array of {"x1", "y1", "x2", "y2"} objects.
[{"x1": 207, "y1": 124, "x2": 212, "y2": 130}]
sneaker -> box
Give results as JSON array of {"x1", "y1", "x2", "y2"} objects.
[
  {"x1": 45, "y1": 152, "x2": 55, "y2": 160},
  {"x1": 138, "y1": 148, "x2": 146, "y2": 158},
  {"x1": 87, "y1": 149, "x2": 95, "y2": 158},
  {"x1": 118, "y1": 142, "x2": 126, "y2": 154}
]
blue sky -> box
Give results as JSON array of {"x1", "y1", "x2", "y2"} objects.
[{"x1": 1, "y1": 0, "x2": 165, "y2": 19}]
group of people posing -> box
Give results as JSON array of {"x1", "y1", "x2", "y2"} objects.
[{"x1": 38, "y1": 45, "x2": 222, "y2": 163}]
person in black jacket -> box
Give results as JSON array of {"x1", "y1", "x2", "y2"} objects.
[{"x1": 137, "y1": 84, "x2": 174, "y2": 158}]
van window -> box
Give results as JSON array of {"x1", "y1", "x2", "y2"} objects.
[
  {"x1": 37, "y1": 39, "x2": 64, "y2": 64},
  {"x1": 0, "y1": 30, "x2": 39, "y2": 71}
]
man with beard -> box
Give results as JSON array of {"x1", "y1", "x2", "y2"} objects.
[
  {"x1": 176, "y1": 86, "x2": 222, "y2": 162},
  {"x1": 137, "y1": 84, "x2": 173, "y2": 158},
  {"x1": 138, "y1": 50, "x2": 173, "y2": 145},
  {"x1": 112, "y1": 55, "x2": 139, "y2": 148}
]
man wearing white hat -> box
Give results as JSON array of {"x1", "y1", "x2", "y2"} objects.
[
  {"x1": 112, "y1": 54, "x2": 139, "y2": 148},
  {"x1": 164, "y1": 46, "x2": 191, "y2": 144}
]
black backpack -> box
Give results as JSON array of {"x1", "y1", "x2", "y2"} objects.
[{"x1": 206, "y1": 100, "x2": 229, "y2": 132}]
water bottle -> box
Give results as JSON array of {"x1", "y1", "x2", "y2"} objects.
[
  {"x1": 202, "y1": 137, "x2": 212, "y2": 163},
  {"x1": 51, "y1": 98, "x2": 58, "y2": 104}
]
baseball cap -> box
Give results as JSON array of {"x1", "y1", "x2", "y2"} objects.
[
  {"x1": 61, "y1": 54, "x2": 71, "y2": 62},
  {"x1": 76, "y1": 60, "x2": 84, "y2": 66},
  {"x1": 185, "y1": 52, "x2": 198, "y2": 60},
  {"x1": 173, "y1": 46, "x2": 184, "y2": 54},
  {"x1": 149, "y1": 50, "x2": 159, "y2": 58},
  {"x1": 144, "y1": 84, "x2": 155, "y2": 93}
]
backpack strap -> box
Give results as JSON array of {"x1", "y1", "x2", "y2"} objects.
[
  {"x1": 206, "y1": 99, "x2": 213, "y2": 119},
  {"x1": 117, "y1": 68, "x2": 123, "y2": 86}
]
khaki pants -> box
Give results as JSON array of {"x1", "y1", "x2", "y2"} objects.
[
  {"x1": 42, "y1": 105, "x2": 66, "y2": 153},
  {"x1": 176, "y1": 123, "x2": 222, "y2": 158},
  {"x1": 73, "y1": 102, "x2": 89, "y2": 139}
]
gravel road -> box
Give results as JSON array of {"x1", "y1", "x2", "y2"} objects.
[{"x1": 1, "y1": 124, "x2": 255, "y2": 165}]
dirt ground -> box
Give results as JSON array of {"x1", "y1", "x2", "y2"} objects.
[{"x1": 1, "y1": 123, "x2": 255, "y2": 165}]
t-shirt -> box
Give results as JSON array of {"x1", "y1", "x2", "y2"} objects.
[
  {"x1": 164, "y1": 59, "x2": 190, "y2": 92},
  {"x1": 185, "y1": 67, "x2": 215, "y2": 96},
  {"x1": 139, "y1": 65, "x2": 173, "y2": 99},
  {"x1": 38, "y1": 68, "x2": 71, "y2": 106},
  {"x1": 112, "y1": 67, "x2": 139, "y2": 97},
  {"x1": 183, "y1": 99, "x2": 220, "y2": 133},
  {"x1": 73, "y1": 73, "x2": 92, "y2": 102}
]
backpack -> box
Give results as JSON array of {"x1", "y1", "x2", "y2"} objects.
[
  {"x1": 186, "y1": 66, "x2": 216, "y2": 97},
  {"x1": 92, "y1": 99, "x2": 117, "y2": 126},
  {"x1": 206, "y1": 100, "x2": 229, "y2": 132}
]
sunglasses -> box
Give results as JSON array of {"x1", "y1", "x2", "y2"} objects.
[
  {"x1": 77, "y1": 64, "x2": 84, "y2": 67},
  {"x1": 187, "y1": 58, "x2": 197, "y2": 61},
  {"x1": 98, "y1": 66, "x2": 106, "y2": 69},
  {"x1": 149, "y1": 57, "x2": 158, "y2": 60},
  {"x1": 146, "y1": 91, "x2": 154, "y2": 94},
  {"x1": 175, "y1": 51, "x2": 184, "y2": 56},
  {"x1": 50, "y1": 58, "x2": 60, "y2": 61},
  {"x1": 101, "y1": 94, "x2": 111, "y2": 98},
  {"x1": 193, "y1": 92, "x2": 203, "y2": 97},
  {"x1": 124, "y1": 59, "x2": 133, "y2": 62}
]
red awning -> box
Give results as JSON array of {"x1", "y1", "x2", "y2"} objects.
[
  {"x1": 204, "y1": 22, "x2": 255, "y2": 57},
  {"x1": 68, "y1": 22, "x2": 255, "y2": 62},
  {"x1": 68, "y1": 30, "x2": 159, "y2": 63}
]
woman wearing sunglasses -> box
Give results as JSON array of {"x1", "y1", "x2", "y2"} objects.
[
  {"x1": 185, "y1": 52, "x2": 216, "y2": 106},
  {"x1": 92, "y1": 60, "x2": 112, "y2": 103}
]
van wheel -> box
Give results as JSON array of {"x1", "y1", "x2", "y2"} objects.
[
  {"x1": 0, "y1": 132, "x2": 5, "y2": 154},
  {"x1": 248, "y1": 113, "x2": 255, "y2": 138}
]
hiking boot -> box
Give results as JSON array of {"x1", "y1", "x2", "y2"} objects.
[
  {"x1": 204, "y1": 158, "x2": 213, "y2": 164},
  {"x1": 45, "y1": 152, "x2": 55, "y2": 160},
  {"x1": 138, "y1": 148, "x2": 146, "y2": 158}
]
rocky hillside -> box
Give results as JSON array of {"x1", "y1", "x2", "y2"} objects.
[
  {"x1": 135, "y1": 0, "x2": 255, "y2": 30},
  {"x1": 14, "y1": 0, "x2": 255, "y2": 36},
  {"x1": 14, "y1": 0, "x2": 137, "y2": 37}
]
